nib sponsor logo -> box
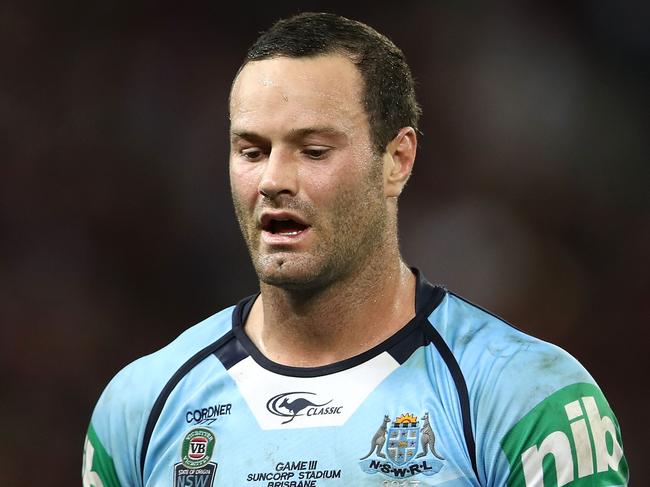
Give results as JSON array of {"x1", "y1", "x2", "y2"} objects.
[
  {"x1": 502, "y1": 384, "x2": 628, "y2": 486},
  {"x1": 266, "y1": 392, "x2": 343, "y2": 424},
  {"x1": 521, "y1": 397, "x2": 623, "y2": 484}
]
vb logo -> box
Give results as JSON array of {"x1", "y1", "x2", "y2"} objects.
[
  {"x1": 188, "y1": 437, "x2": 208, "y2": 460},
  {"x1": 181, "y1": 428, "x2": 215, "y2": 469}
]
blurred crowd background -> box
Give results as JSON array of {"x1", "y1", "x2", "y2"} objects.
[{"x1": 1, "y1": 1, "x2": 647, "y2": 485}]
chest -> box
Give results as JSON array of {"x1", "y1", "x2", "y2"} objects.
[{"x1": 143, "y1": 352, "x2": 477, "y2": 486}]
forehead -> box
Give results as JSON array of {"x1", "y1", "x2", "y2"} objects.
[{"x1": 229, "y1": 54, "x2": 367, "y2": 134}]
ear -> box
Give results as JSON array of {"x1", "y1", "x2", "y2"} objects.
[{"x1": 383, "y1": 127, "x2": 417, "y2": 198}]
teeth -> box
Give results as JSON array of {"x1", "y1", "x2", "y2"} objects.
[{"x1": 278, "y1": 230, "x2": 300, "y2": 236}]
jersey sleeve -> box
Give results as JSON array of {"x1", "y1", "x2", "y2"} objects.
[
  {"x1": 81, "y1": 305, "x2": 236, "y2": 487},
  {"x1": 436, "y1": 293, "x2": 629, "y2": 486},
  {"x1": 82, "y1": 360, "x2": 151, "y2": 487},
  {"x1": 474, "y1": 340, "x2": 629, "y2": 486},
  {"x1": 82, "y1": 424, "x2": 122, "y2": 487}
]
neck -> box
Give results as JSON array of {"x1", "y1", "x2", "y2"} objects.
[{"x1": 245, "y1": 251, "x2": 416, "y2": 367}]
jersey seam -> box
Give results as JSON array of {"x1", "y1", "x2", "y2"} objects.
[
  {"x1": 231, "y1": 275, "x2": 446, "y2": 377},
  {"x1": 139, "y1": 330, "x2": 236, "y2": 483},
  {"x1": 420, "y1": 315, "x2": 480, "y2": 483}
]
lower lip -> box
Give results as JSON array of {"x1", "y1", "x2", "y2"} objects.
[{"x1": 261, "y1": 227, "x2": 311, "y2": 246}]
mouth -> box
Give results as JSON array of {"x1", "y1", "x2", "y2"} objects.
[{"x1": 260, "y1": 212, "x2": 311, "y2": 238}]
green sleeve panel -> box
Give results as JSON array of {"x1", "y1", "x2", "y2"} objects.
[
  {"x1": 501, "y1": 383, "x2": 628, "y2": 486},
  {"x1": 82, "y1": 424, "x2": 122, "y2": 487}
]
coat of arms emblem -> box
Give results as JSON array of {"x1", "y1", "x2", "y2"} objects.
[
  {"x1": 386, "y1": 413, "x2": 420, "y2": 465},
  {"x1": 359, "y1": 411, "x2": 445, "y2": 479}
]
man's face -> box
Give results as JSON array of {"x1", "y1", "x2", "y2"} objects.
[{"x1": 229, "y1": 54, "x2": 389, "y2": 290}]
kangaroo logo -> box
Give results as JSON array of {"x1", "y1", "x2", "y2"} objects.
[
  {"x1": 266, "y1": 392, "x2": 333, "y2": 424},
  {"x1": 359, "y1": 415, "x2": 391, "y2": 460},
  {"x1": 416, "y1": 412, "x2": 445, "y2": 460}
]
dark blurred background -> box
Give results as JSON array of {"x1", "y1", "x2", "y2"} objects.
[{"x1": 1, "y1": 1, "x2": 647, "y2": 485}]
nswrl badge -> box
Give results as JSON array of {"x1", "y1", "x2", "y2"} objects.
[
  {"x1": 174, "y1": 428, "x2": 218, "y2": 487},
  {"x1": 359, "y1": 412, "x2": 444, "y2": 479},
  {"x1": 387, "y1": 415, "x2": 420, "y2": 465}
]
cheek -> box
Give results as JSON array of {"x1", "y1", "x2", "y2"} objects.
[
  {"x1": 307, "y1": 171, "x2": 372, "y2": 232},
  {"x1": 302, "y1": 162, "x2": 360, "y2": 202},
  {"x1": 230, "y1": 165, "x2": 260, "y2": 206}
]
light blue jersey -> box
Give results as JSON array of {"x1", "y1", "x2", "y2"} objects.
[{"x1": 83, "y1": 270, "x2": 628, "y2": 486}]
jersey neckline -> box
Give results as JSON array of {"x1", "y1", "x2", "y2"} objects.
[{"x1": 229, "y1": 268, "x2": 446, "y2": 377}]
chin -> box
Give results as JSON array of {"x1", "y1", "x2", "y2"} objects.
[{"x1": 255, "y1": 255, "x2": 327, "y2": 291}]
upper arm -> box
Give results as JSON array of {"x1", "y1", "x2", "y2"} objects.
[
  {"x1": 82, "y1": 423, "x2": 122, "y2": 487},
  {"x1": 475, "y1": 345, "x2": 628, "y2": 486},
  {"x1": 82, "y1": 363, "x2": 150, "y2": 487}
]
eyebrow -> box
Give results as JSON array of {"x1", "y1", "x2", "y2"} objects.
[
  {"x1": 230, "y1": 126, "x2": 347, "y2": 143},
  {"x1": 230, "y1": 130, "x2": 265, "y2": 143}
]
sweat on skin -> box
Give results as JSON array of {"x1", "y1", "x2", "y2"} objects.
[{"x1": 228, "y1": 54, "x2": 417, "y2": 367}]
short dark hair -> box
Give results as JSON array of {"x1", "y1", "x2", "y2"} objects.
[{"x1": 240, "y1": 12, "x2": 421, "y2": 155}]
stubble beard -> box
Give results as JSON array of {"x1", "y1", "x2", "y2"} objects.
[{"x1": 232, "y1": 169, "x2": 389, "y2": 293}]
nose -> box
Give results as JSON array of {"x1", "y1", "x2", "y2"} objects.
[{"x1": 258, "y1": 149, "x2": 298, "y2": 199}]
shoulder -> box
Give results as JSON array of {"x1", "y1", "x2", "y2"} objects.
[
  {"x1": 93, "y1": 304, "x2": 235, "y2": 426},
  {"x1": 426, "y1": 291, "x2": 628, "y2": 485},
  {"x1": 85, "y1": 304, "x2": 236, "y2": 485},
  {"x1": 125, "y1": 304, "x2": 236, "y2": 380},
  {"x1": 429, "y1": 291, "x2": 595, "y2": 402},
  {"x1": 428, "y1": 291, "x2": 600, "y2": 433}
]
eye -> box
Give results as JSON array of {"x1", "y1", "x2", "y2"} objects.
[
  {"x1": 302, "y1": 146, "x2": 331, "y2": 160},
  {"x1": 240, "y1": 147, "x2": 264, "y2": 162}
]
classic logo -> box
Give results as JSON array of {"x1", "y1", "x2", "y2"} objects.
[
  {"x1": 359, "y1": 412, "x2": 445, "y2": 479},
  {"x1": 266, "y1": 391, "x2": 343, "y2": 424},
  {"x1": 181, "y1": 428, "x2": 216, "y2": 469}
]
